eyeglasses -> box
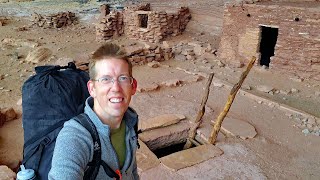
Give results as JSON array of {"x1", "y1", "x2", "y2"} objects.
[{"x1": 93, "y1": 75, "x2": 133, "y2": 86}]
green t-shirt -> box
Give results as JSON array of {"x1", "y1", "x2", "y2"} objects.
[{"x1": 110, "y1": 120, "x2": 126, "y2": 169}]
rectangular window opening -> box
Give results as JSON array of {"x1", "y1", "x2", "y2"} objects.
[{"x1": 138, "y1": 14, "x2": 148, "y2": 28}]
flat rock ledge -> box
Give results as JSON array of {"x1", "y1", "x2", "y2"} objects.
[
  {"x1": 212, "y1": 117, "x2": 257, "y2": 140},
  {"x1": 136, "y1": 140, "x2": 160, "y2": 172},
  {"x1": 159, "y1": 144, "x2": 223, "y2": 171},
  {"x1": 139, "y1": 114, "x2": 185, "y2": 131}
]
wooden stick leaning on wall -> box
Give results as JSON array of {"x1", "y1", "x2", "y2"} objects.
[
  {"x1": 184, "y1": 73, "x2": 214, "y2": 149},
  {"x1": 208, "y1": 56, "x2": 256, "y2": 144}
]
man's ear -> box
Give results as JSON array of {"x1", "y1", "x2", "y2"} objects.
[
  {"x1": 87, "y1": 80, "x2": 96, "y2": 97},
  {"x1": 131, "y1": 78, "x2": 137, "y2": 95}
]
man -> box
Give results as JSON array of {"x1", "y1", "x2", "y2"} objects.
[{"x1": 49, "y1": 43, "x2": 139, "y2": 179}]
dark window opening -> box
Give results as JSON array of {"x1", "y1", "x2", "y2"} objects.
[
  {"x1": 259, "y1": 26, "x2": 278, "y2": 67},
  {"x1": 138, "y1": 14, "x2": 148, "y2": 28}
]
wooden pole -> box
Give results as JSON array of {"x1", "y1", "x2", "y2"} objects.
[
  {"x1": 208, "y1": 56, "x2": 256, "y2": 144},
  {"x1": 184, "y1": 73, "x2": 214, "y2": 149}
]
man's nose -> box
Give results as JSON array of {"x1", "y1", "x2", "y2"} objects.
[{"x1": 110, "y1": 79, "x2": 121, "y2": 90}]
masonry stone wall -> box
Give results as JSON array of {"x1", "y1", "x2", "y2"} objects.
[
  {"x1": 96, "y1": 4, "x2": 191, "y2": 43},
  {"x1": 31, "y1": 12, "x2": 78, "y2": 28},
  {"x1": 123, "y1": 5, "x2": 191, "y2": 43},
  {"x1": 218, "y1": 2, "x2": 320, "y2": 79},
  {"x1": 96, "y1": 5, "x2": 124, "y2": 41}
]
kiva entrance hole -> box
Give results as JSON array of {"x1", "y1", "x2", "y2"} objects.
[{"x1": 151, "y1": 140, "x2": 196, "y2": 158}]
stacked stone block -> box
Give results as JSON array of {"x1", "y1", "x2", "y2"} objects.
[{"x1": 31, "y1": 12, "x2": 77, "y2": 28}]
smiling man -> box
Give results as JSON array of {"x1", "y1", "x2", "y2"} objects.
[{"x1": 49, "y1": 43, "x2": 139, "y2": 180}]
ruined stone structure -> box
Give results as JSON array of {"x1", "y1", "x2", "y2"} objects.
[
  {"x1": 96, "y1": 4, "x2": 191, "y2": 43},
  {"x1": 218, "y1": 1, "x2": 320, "y2": 79},
  {"x1": 31, "y1": 12, "x2": 78, "y2": 28},
  {"x1": 96, "y1": 4, "x2": 125, "y2": 40},
  {"x1": 123, "y1": 4, "x2": 191, "y2": 43}
]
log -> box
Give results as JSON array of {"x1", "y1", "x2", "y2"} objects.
[
  {"x1": 184, "y1": 73, "x2": 214, "y2": 149},
  {"x1": 208, "y1": 56, "x2": 256, "y2": 144}
]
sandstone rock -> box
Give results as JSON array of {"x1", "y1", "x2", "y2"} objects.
[
  {"x1": 1, "y1": 38, "x2": 39, "y2": 48},
  {"x1": 140, "y1": 114, "x2": 185, "y2": 131},
  {"x1": 54, "y1": 57, "x2": 74, "y2": 66},
  {"x1": 160, "y1": 79, "x2": 181, "y2": 87},
  {"x1": 162, "y1": 41, "x2": 170, "y2": 48},
  {"x1": 256, "y1": 85, "x2": 274, "y2": 93},
  {"x1": 137, "y1": 83, "x2": 159, "y2": 92},
  {"x1": 212, "y1": 117, "x2": 257, "y2": 140},
  {"x1": 136, "y1": 140, "x2": 160, "y2": 172},
  {"x1": 159, "y1": 144, "x2": 223, "y2": 171},
  {"x1": 194, "y1": 45, "x2": 205, "y2": 56},
  {"x1": 308, "y1": 117, "x2": 316, "y2": 126},
  {"x1": 0, "y1": 166, "x2": 16, "y2": 180},
  {"x1": 182, "y1": 75, "x2": 204, "y2": 83},
  {"x1": 25, "y1": 47, "x2": 52, "y2": 63},
  {"x1": 242, "y1": 85, "x2": 252, "y2": 90},
  {"x1": 147, "y1": 61, "x2": 160, "y2": 68},
  {"x1": 175, "y1": 54, "x2": 186, "y2": 61},
  {"x1": 290, "y1": 88, "x2": 299, "y2": 93},
  {"x1": 2, "y1": 108, "x2": 17, "y2": 122},
  {"x1": 213, "y1": 82, "x2": 224, "y2": 88}
]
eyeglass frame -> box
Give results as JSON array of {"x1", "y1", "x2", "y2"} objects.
[{"x1": 92, "y1": 75, "x2": 134, "y2": 86}]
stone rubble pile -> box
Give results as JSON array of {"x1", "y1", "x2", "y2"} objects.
[
  {"x1": 125, "y1": 42, "x2": 173, "y2": 65},
  {"x1": 287, "y1": 113, "x2": 320, "y2": 136},
  {"x1": 31, "y1": 12, "x2": 78, "y2": 28},
  {"x1": 171, "y1": 41, "x2": 215, "y2": 62},
  {"x1": 96, "y1": 5, "x2": 124, "y2": 41}
]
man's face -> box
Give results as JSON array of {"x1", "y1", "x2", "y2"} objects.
[{"x1": 87, "y1": 58, "x2": 137, "y2": 122}]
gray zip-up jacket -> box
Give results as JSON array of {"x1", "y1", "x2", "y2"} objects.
[{"x1": 48, "y1": 96, "x2": 139, "y2": 180}]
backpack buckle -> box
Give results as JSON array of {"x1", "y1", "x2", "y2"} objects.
[{"x1": 42, "y1": 137, "x2": 51, "y2": 145}]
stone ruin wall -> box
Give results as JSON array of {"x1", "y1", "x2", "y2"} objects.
[
  {"x1": 96, "y1": 4, "x2": 191, "y2": 43},
  {"x1": 218, "y1": 3, "x2": 320, "y2": 80},
  {"x1": 123, "y1": 5, "x2": 191, "y2": 43},
  {"x1": 140, "y1": 0, "x2": 225, "y2": 39},
  {"x1": 96, "y1": 5, "x2": 125, "y2": 40},
  {"x1": 31, "y1": 12, "x2": 78, "y2": 28}
]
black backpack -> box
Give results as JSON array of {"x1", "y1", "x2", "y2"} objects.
[{"x1": 21, "y1": 62, "x2": 122, "y2": 180}]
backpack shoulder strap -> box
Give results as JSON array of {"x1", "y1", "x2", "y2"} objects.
[
  {"x1": 74, "y1": 113, "x2": 120, "y2": 180},
  {"x1": 74, "y1": 113, "x2": 101, "y2": 180}
]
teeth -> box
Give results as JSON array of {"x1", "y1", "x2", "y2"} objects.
[{"x1": 110, "y1": 98, "x2": 123, "y2": 103}]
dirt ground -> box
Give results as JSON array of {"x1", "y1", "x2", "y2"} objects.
[{"x1": 0, "y1": 1, "x2": 320, "y2": 179}]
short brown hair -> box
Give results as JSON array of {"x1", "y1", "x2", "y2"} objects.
[{"x1": 89, "y1": 43, "x2": 132, "y2": 79}]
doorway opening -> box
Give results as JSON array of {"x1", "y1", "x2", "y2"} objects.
[{"x1": 259, "y1": 26, "x2": 278, "y2": 67}]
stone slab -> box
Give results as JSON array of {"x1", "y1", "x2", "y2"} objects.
[
  {"x1": 212, "y1": 117, "x2": 257, "y2": 140},
  {"x1": 136, "y1": 140, "x2": 160, "y2": 172},
  {"x1": 139, "y1": 114, "x2": 185, "y2": 131},
  {"x1": 0, "y1": 165, "x2": 16, "y2": 180},
  {"x1": 159, "y1": 144, "x2": 223, "y2": 171}
]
